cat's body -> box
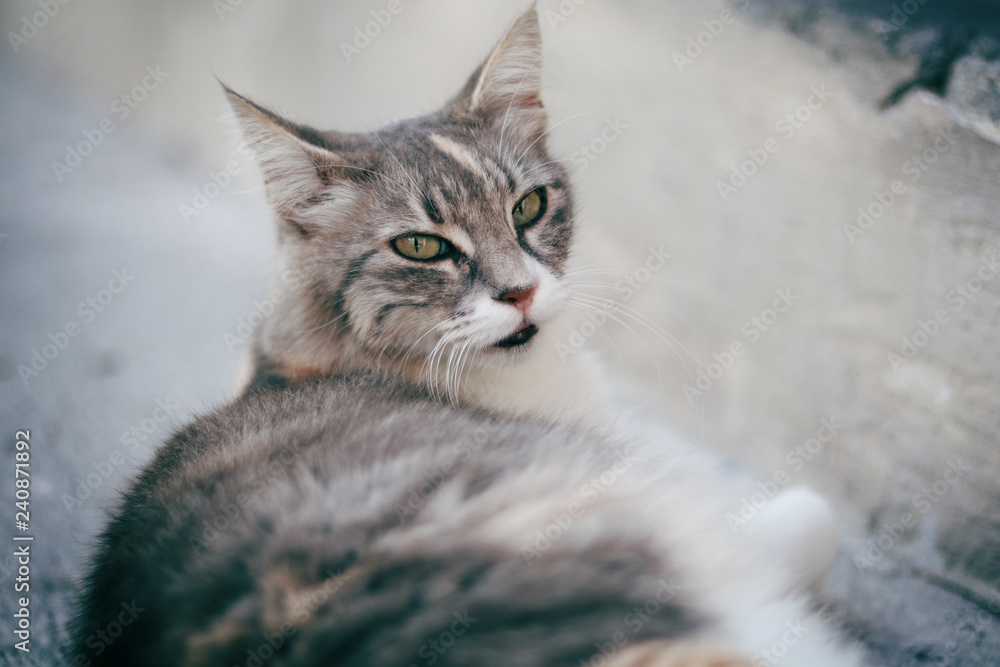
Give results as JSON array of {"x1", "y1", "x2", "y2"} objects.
[
  {"x1": 73, "y1": 8, "x2": 863, "y2": 666},
  {"x1": 74, "y1": 371, "x2": 857, "y2": 666}
]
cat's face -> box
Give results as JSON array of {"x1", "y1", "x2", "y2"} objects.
[{"x1": 228, "y1": 9, "x2": 573, "y2": 384}]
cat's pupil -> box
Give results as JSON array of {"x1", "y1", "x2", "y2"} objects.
[{"x1": 393, "y1": 233, "x2": 447, "y2": 261}]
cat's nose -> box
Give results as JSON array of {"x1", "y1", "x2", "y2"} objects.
[{"x1": 496, "y1": 284, "x2": 537, "y2": 313}]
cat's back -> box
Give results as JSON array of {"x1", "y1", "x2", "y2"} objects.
[{"x1": 73, "y1": 372, "x2": 664, "y2": 666}]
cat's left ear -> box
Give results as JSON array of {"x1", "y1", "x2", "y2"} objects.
[
  {"x1": 450, "y1": 6, "x2": 546, "y2": 136},
  {"x1": 222, "y1": 84, "x2": 345, "y2": 236}
]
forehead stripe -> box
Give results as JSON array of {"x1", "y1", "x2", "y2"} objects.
[
  {"x1": 430, "y1": 134, "x2": 491, "y2": 182},
  {"x1": 422, "y1": 192, "x2": 444, "y2": 225}
]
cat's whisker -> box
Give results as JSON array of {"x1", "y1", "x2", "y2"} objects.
[
  {"x1": 564, "y1": 281, "x2": 713, "y2": 344},
  {"x1": 567, "y1": 267, "x2": 736, "y2": 312},
  {"x1": 370, "y1": 131, "x2": 420, "y2": 196},
  {"x1": 566, "y1": 296, "x2": 666, "y2": 396},
  {"x1": 318, "y1": 162, "x2": 411, "y2": 194},
  {"x1": 568, "y1": 292, "x2": 699, "y2": 360},
  {"x1": 441, "y1": 337, "x2": 457, "y2": 404},
  {"x1": 423, "y1": 344, "x2": 444, "y2": 402},
  {"x1": 447, "y1": 335, "x2": 476, "y2": 405},
  {"x1": 525, "y1": 157, "x2": 580, "y2": 170},
  {"x1": 455, "y1": 339, "x2": 479, "y2": 404},
  {"x1": 561, "y1": 303, "x2": 624, "y2": 364},
  {"x1": 512, "y1": 111, "x2": 599, "y2": 172},
  {"x1": 420, "y1": 328, "x2": 455, "y2": 401},
  {"x1": 457, "y1": 343, "x2": 477, "y2": 402},
  {"x1": 562, "y1": 260, "x2": 617, "y2": 270},
  {"x1": 562, "y1": 275, "x2": 628, "y2": 285},
  {"x1": 295, "y1": 311, "x2": 348, "y2": 336},
  {"x1": 446, "y1": 339, "x2": 461, "y2": 404},
  {"x1": 401, "y1": 317, "x2": 460, "y2": 364},
  {"x1": 561, "y1": 267, "x2": 626, "y2": 279},
  {"x1": 429, "y1": 328, "x2": 467, "y2": 403},
  {"x1": 566, "y1": 295, "x2": 687, "y2": 388},
  {"x1": 519, "y1": 158, "x2": 579, "y2": 182},
  {"x1": 564, "y1": 273, "x2": 713, "y2": 351},
  {"x1": 446, "y1": 341, "x2": 464, "y2": 405}
]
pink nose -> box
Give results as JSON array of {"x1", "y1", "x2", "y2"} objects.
[{"x1": 497, "y1": 284, "x2": 537, "y2": 312}]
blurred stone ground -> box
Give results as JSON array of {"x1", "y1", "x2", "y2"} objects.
[{"x1": 1, "y1": 1, "x2": 999, "y2": 664}]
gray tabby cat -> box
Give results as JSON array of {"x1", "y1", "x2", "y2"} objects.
[{"x1": 72, "y1": 8, "x2": 864, "y2": 667}]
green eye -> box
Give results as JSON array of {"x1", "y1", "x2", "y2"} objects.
[
  {"x1": 512, "y1": 188, "x2": 546, "y2": 227},
  {"x1": 393, "y1": 234, "x2": 449, "y2": 261}
]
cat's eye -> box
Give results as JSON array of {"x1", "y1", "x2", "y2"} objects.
[
  {"x1": 393, "y1": 233, "x2": 450, "y2": 261},
  {"x1": 512, "y1": 187, "x2": 546, "y2": 228}
]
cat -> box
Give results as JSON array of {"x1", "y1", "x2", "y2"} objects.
[{"x1": 71, "y1": 8, "x2": 864, "y2": 667}]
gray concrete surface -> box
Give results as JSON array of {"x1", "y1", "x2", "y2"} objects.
[{"x1": 1, "y1": 1, "x2": 999, "y2": 664}]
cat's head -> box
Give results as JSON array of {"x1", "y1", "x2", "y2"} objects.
[{"x1": 226, "y1": 8, "x2": 574, "y2": 393}]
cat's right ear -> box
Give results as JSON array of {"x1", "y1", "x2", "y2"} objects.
[{"x1": 222, "y1": 84, "x2": 344, "y2": 237}]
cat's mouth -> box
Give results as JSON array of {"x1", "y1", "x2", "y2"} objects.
[{"x1": 493, "y1": 323, "x2": 539, "y2": 349}]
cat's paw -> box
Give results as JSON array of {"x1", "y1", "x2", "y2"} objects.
[
  {"x1": 750, "y1": 486, "x2": 839, "y2": 592},
  {"x1": 607, "y1": 640, "x2": 752, "y2": 667}
]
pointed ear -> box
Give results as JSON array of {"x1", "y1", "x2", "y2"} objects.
[
  {"x1": 222, "y1": 84, "x2": 344, "y2": 236},
  {"x1": 451, "y1": 7, "x2": 546, "y2": 132}
]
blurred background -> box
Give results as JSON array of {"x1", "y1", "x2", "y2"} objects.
[{"x1": 1, "y1": 0, "x2": 999, "y2": 663}]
